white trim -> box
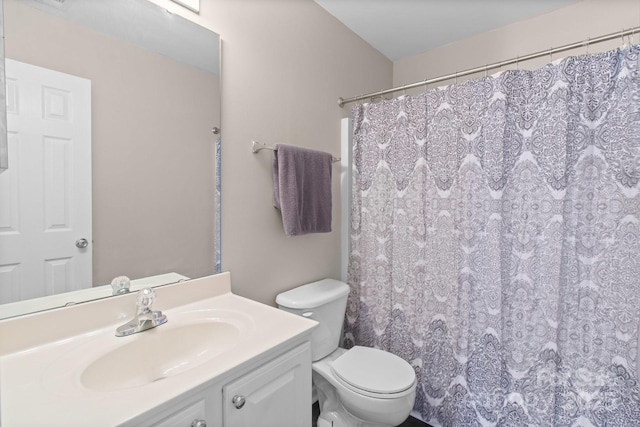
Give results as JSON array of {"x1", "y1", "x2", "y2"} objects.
[
  {"x1": 340, "y1": 118, "x2": 352, "y2": 282},
  {"x1": 170, "y1": 0, "x2": 200, "y2": 13}
]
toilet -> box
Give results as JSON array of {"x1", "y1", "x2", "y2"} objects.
[{"x1": 276, "y1": 279, "x2": 416, "y2": 427}]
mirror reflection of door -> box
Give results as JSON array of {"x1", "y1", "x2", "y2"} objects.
[{"x1": 0, "y1": 59, "x2": 91, "y2": 303}]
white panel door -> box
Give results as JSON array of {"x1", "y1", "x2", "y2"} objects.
[{"x1": 0, "y1": 59, "x2": 92, "y2": 304}]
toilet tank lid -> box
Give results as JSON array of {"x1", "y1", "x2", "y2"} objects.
[{"x1": 276, "y1": 279, "x2": 350, "y2": 309}]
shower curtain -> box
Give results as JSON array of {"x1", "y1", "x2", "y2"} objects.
[{"x1": 345, "y1": 45, "x2": 640, "y2": 426}]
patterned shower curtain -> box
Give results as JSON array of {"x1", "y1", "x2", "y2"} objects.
[{"x1": 345, "y1": 45, "x2": 640, "y2": 426}]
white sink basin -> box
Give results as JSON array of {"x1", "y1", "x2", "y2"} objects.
[
  {"x1": 81, "y1": 320, "x2": 241, "y2": 391},
  {"x1": 40, "y1": 308, "x2": 254, "y2": 394}
]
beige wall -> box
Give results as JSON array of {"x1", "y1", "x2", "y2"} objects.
[
  {"x1": 149, "y1": 0, "x2": 393, "y2": 305},
  {"x1": 216, "y1": 0, "x2": 391, "y2": 305},
  {"x1": 5, "y1": 0, "x2": 220, "y2": 285},
  {"x1": 14, "y1": 0, "x2": 635, "y2": 308},
  {"x1": 394, "y1": 0, "x2": 640, "y2": 89}
]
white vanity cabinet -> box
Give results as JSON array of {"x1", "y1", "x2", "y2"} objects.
[
  {"x1": 0, "y1": 274, "x2": 318, "y2": 427},
  {"x1": 139, "y1": 342, "x2": 312, "y2": 427}
]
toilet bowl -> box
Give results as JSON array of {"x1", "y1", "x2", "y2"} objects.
[
  {"x1": 313, "y1": 347, "x2": 416, "y2": 427},
  {"x1": 276, "y1": 279, "x2": 416, "y2": 427}
]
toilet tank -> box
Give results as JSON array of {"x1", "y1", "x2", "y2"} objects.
[{"x1": 276, "y1": 279, "x2": 350, "y2": 361}]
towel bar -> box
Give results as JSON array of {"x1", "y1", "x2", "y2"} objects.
[{"x1": 251, "y1": 140, "x2": 341, "y2": 163}]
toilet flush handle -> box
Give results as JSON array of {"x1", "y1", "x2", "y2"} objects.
[{"x1": 302, "y1": 311, "x2": 314, "y2": 318}]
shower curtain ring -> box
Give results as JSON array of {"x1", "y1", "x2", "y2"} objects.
[{"x1": 484, "y1": 65, "x2": 488, "y2": 78}]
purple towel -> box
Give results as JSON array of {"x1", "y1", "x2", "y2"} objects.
[{"x1": 273, "y1": 144, "x2": 333, "y2": 236}]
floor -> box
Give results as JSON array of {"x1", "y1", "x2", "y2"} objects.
[
  {"x1": 312, "y1": 402, "x2": 432, "y2": 426},
  {"x1": 398, "y1": 416, "x2": 433, "y2": 427}
]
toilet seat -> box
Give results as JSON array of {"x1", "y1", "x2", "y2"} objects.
[{"x1": 330, "y1": 346, "x2": 415, "y2": 399}]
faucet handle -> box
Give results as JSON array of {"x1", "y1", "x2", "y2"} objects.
[
  {"x1": 136, "y1": 287, "x2": 157, "y2": 312},
  {"x1": 110, "y1": 275, "x2": 131, "y2": 295}
]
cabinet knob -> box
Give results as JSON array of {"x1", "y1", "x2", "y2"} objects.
[
  {"x1": 191, "y1": 420, "x2": 207, "y2": 427},
  {"x1": 232, "y1": 395, "x2": 246, "y2": 409}
]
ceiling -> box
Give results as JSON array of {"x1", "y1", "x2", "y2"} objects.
[{"x1": 314, "y1": 0, "x2": 580, "y2": 61}]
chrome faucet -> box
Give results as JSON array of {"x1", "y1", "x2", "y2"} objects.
[{"x1": 115, "y1": 287, "x2": 167, "y2": 337}]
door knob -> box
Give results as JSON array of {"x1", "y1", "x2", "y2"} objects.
[{"x1": 75, "y1": 238, "x2": 89, "y2": 249}]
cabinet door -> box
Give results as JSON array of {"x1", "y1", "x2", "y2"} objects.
[
  {"x1": 152, "y1": 399, "x2": 206, "y2": 427},
  {"x1": 223, "y1": 343, "x2": 312, "y2": 427}
]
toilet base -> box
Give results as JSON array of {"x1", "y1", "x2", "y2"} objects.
[{"x1": 314, "y1": 371, "x2": 404, "y2": 427}]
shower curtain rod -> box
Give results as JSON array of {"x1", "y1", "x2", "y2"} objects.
[{"x1": 338, "y1": 26, "x2": 640, "y2": 108}]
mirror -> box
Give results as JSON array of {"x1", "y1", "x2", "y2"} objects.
[{"x1": 0, "y1": 0, "x2": 221, "y2": 318}]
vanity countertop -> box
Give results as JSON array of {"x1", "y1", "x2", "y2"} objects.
[{"x1": 0, "y1": 273, "x2": 317, "y2": 426}]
